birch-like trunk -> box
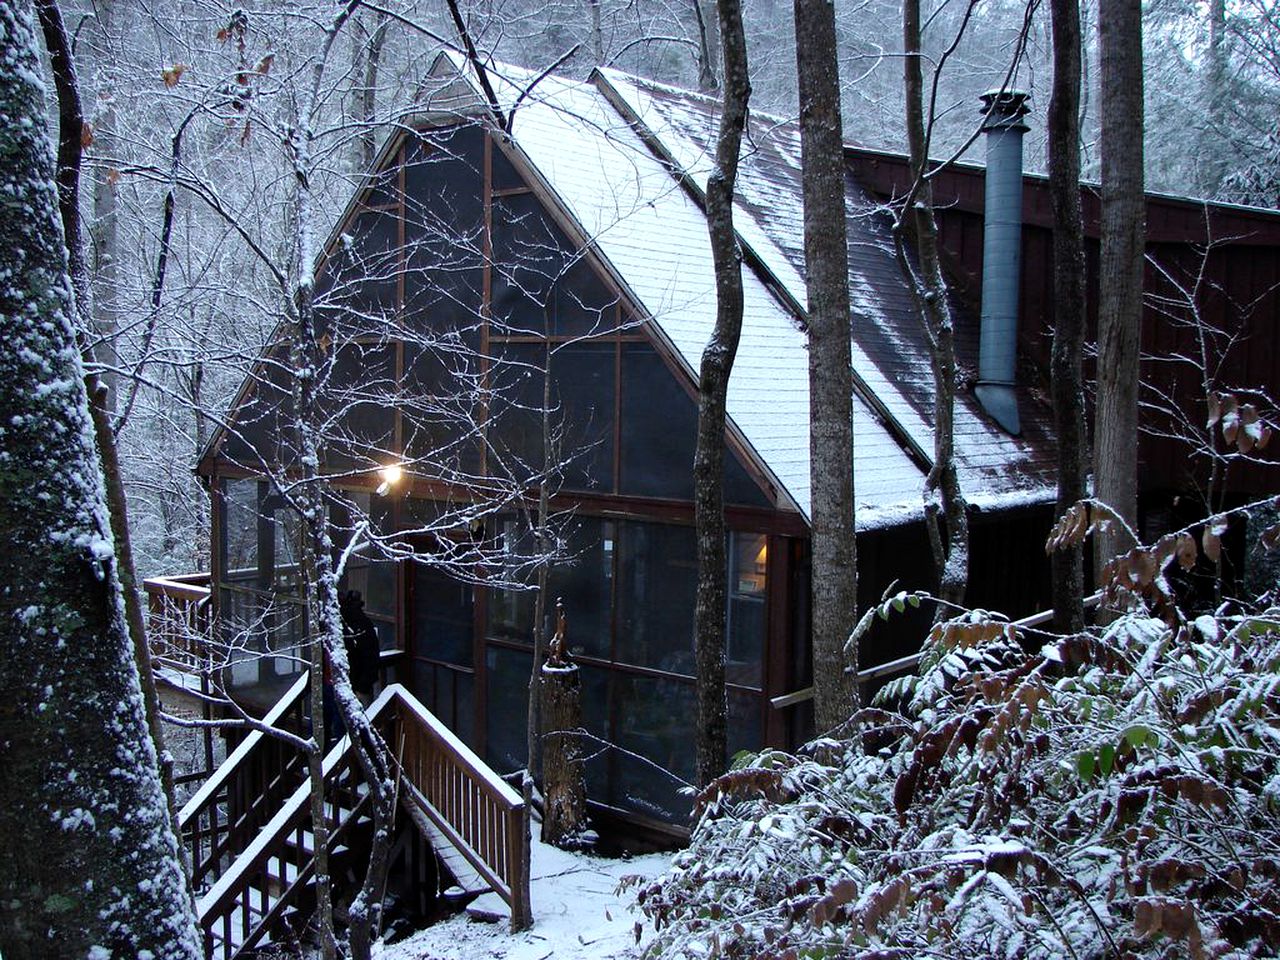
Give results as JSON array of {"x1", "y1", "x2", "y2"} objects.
[{"x1": 289, "y1": 14, "x2": 398, "y2": 956}]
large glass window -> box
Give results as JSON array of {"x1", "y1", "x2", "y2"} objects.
[
  {"x1": 324, "y1": 341, "x2": 398, "y2": 472},
  {"x1": 317, "y1": 208, "x2": 400, "y2": 324},
  {"x1": 549, "y1": 342, "x2": 615, "y2": 492},
  {"x1": 488, "y1": 341, "x2": 616, "y2": 493},
  {"x1": 611, "y1": 674, "x2": 696, "y2": 821},
  {"x1": 485, "y1": 646, "x2": 532, "y2": 774},
  {"x1": 487, "y1": 342, "x2": 545, "y2": 481},
  {"x1": 614, "y1": 521, "x2": 697, "y2": 675},
  {"x1": 491, "y1": 193, "x2": 569, "y2": 336},
  {"x1": 402, "y1": 126, "x2": 484, "y2": 325},
  {"x1": 331, "y1": 492, "x2": 398, "y2": 650},
  {"x1": 486, "y1": 516, "x2": 612, "y2": 661},
  {"x1": 411, "y1": 561, "x2": 474, "y2": 667},
  {"x1": 490, "y1": 192, "x2": 614, "y2": 339},
  {"x1": 221, "y1": 477, "x2": 260, "y2": 575},
  {"x1": 216, "y1": 478, "x2": 307, "y2": 696},
  {"x1": 219, "y1": 349, "x2": 296, "y2": 469},
  {"x1": 619, "y1": 342, "x2": 768, "y2": 506}
]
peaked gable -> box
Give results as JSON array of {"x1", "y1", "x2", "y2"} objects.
[
  {"x1": 423, "y1": 55, "x2": 936, "y2": 526},
  {"x1": 204, "y1": 114, "x2": 776, "y2": 510}
]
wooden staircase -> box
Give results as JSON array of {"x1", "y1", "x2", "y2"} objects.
[{"x1": 178, "y1": 682, "x2": 530, "y2": 959}]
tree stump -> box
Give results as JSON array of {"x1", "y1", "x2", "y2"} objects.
[{"x1": 540, "y1": 600, "x2": 590, "y2": 849}]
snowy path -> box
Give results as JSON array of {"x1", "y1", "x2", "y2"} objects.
[{"x1": 375, "y1": 838, "x2": 671, "y2": 960}]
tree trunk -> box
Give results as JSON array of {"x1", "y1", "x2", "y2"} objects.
[
  {"x1": 35, "y1": 0, "x2": 181, "y2": 834},
  {"x1": 794, "y1": 0, "x2": 860, "y2": 733},
  {"x1": 1048, "y1": 0, "x2": 1088, "y2": 633},
  {"x1": 357, "y1": 10, "x2": 389, "y2": 172},
  {"x1": 901, "y1": 0, "x2": 969, "y2": 612},
  {"x1": 0, "y1": 5, "x2": 201, "y2": 956},
  {"x1": 527, "y1": 343, "x2": 554, "y2": 785},
  {"x1": 1094, "y1": 0, "x2": 1145, "y2": 580},
  {"x1": 290, "y1": 16, "x2": 398, "y2": 956},
  {"x1": 1202, "y1": 0, "x2": 1228, "y2": 197},
  {"x1": 693, "y1": 0, "x2": 750, "y2": 788},
  {"x1": 587, "y1": 0, "x2": 605, "y2": 66},
  {"x1": 692, "y1": 0, "x2": 718, "y2": 91},
  {"x1": 88, "y1": 0, "x2": 122, "y2": 408}
]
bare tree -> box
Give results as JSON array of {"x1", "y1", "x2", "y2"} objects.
[
  {"x1": 793, "y1": 0, "x2": 860, "y2": 730},
  {"x1": 896, "y1": 0, "x2": 970, "y2": 612},
  {"x1": 0, "y1": 3, "x2": 200, "y2": 955},
  {"x1": 693, "y1": 0, "x2": 751, "y2": 787}
]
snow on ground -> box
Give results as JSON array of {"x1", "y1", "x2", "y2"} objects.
[{"x1": 375, "y1": 838, "x2": 671, "y2": 960}]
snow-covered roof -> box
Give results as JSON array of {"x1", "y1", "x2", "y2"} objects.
[
  {"x1": 593, "y1": 71, "x2": 1059, "y2": 512},
  {"x1": 417, "y1": 55, "x2": 1057, "y2": 527}
]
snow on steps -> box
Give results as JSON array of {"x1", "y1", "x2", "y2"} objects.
[{"x1": 196, "y1": 683, "x2": 531, "y2": 951}]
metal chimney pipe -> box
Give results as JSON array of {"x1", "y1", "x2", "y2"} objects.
[{"x1": 974, "y1": 89, "x2": 1029, "y2": 435}]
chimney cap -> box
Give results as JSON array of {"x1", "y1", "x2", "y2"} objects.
[{"x1": 980, "y1": 89, "x2": 1030, "y2": 132}]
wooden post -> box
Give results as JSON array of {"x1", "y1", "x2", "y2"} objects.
[{"x1": 539, "y1": 600, "x2": 590, "y2": 849}]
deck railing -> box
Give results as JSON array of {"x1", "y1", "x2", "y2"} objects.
[
  {"x1": 394, "y1": 687, "x2": 530, "y2": 929},
  {"x1": 144, "y1": 573, "x2": 213, "y2": 675},
  {"x1": 770, "y1": 592, "x2": 1105, "y2": 710},
  {"x1": 178, "y1": 673, "x2": 311, "y2": 893},
  {"x1": 191, "y1": 682, "x2": 530, "y2": 957}
]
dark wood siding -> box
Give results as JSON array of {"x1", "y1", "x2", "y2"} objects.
[{"x1": 849, "y1": 149, "x2": 1280, "y2": 499}]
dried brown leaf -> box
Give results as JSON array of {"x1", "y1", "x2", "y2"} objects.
[
  {"x1": 1134, "y1": 898, "x2": 1161, "y2": 937},
  {"x1": 1206, "y1": 392, "x2": 1222, "y2": 430},
  {"x1": 1175, "y1": 532, "x2": 1197, "y2": 571},
  {"x1": 1202, "y1": 527, "x2": 1221, "y2": 564}
]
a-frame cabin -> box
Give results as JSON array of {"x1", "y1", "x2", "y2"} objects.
[{"x1": 195, "y1": 56, "x2": 1077, "y2": 833}]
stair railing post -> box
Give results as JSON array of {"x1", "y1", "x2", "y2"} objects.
[{"x1": 508, "y1": 779, "x2": 532, "y2": 932}]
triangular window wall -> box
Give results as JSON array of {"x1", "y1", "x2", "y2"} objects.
[{"x1": 210, "y1": 120, "x2": 771, "y2": 509}]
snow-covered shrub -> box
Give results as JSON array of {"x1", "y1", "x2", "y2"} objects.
[{"x1": 640, "y1": 536, "x2": 1280, "y2": 958}]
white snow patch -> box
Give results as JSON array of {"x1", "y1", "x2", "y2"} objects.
[{"x1": 375, "y1": 838, "x2": 670, "y2": 960}]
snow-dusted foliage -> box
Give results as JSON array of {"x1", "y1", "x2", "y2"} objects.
[{"x1": 640, "y1": 539, "x2": 1280, "y2": 957}]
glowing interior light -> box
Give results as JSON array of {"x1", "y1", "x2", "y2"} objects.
[{"x1": 375, "y1": 463, "x2": 403, "y2": 496}]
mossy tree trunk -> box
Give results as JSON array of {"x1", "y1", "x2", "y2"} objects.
[{"x1": 0, "y1": 4, "x2": 200, "y2": 956}]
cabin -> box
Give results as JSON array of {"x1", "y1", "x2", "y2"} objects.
[{"x1": 168, "y1": 54, "x2": 1278, "y2": 847}]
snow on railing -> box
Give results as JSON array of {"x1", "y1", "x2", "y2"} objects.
[
  {"x1": 178, "y1": 673, "x2": 310, "y2": 893},
  {"x1": 144, "y1": 572, "x2": 213, "y2": 675},
  {"x1": 393, "y1": 685, "x2": 530, "y2": 929}
]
